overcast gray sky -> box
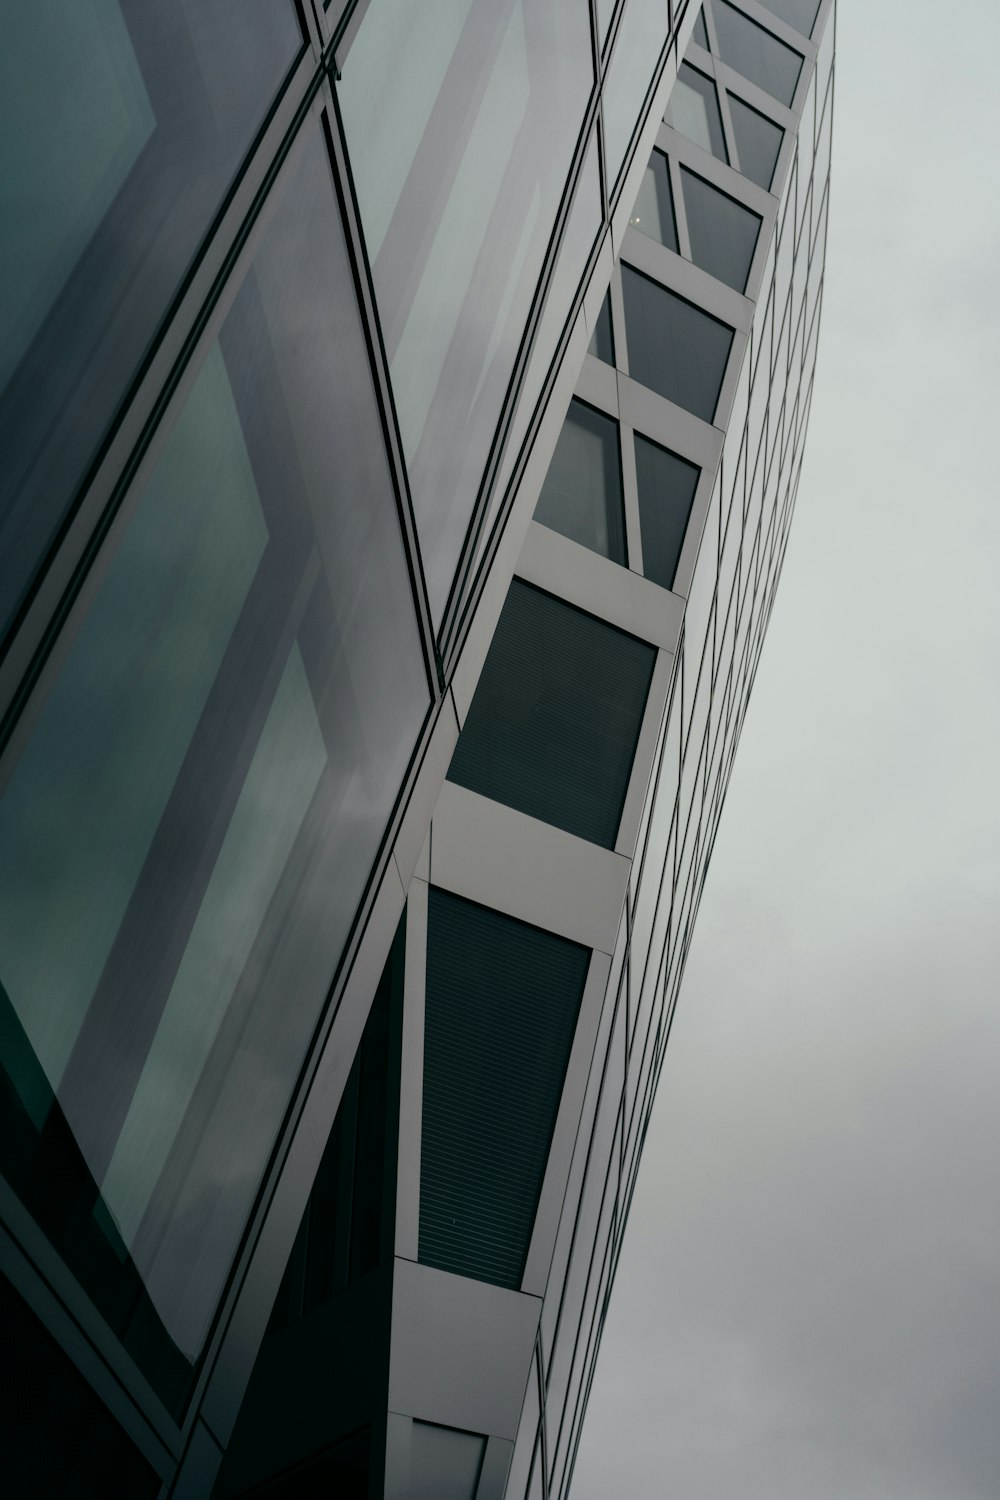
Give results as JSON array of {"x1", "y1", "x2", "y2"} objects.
[{"x1": 573, "y1": 2, "x2": 1000, "y2": 1495}]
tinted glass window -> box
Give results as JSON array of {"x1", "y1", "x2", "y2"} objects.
[
  {"x1": 448, "y1": 581, "x2": 656, "y2": 847},
  {"x1": 756, "y1": 0, "x2": 821, "y2": 37},
  {"x1": 0, "y1": 122, "x2": 429, "y2": 1409},
  {"x1": 339, "y1": 0, "x2": 593, "y2": 626},
  {"x1": 710, "y1": 1, "x2": 803, "y2": 106},
  {"x1": 665, "y1": 65, "x2": 728, "y2": 162},
  {"x1": 629, "y1": 150, "x2": 679, "y2": 252},
  {"x1": 692, "y1": 9, "x2": 711, "y2": 48},
  {"x1": 681, "y1": 168, "x2": 761, "y2": 291},
  {"x1": 622, "y1": 266, "x2": 734, "y2": 422},
  {"x1": 420, "y1": 889, "x2": 590, "y2": 1287},
  {"x1": 588, "y1": 293, "x2": 616, "y2": 365},
  {"x1": 634, "y1": 436, "x2": 701, "y2": 589},
  {"x1": 269, "y1": 922, "x2": 403, "y2": 1333},
  {"x1": 534, "y1": 401, "x2": 626, "y2": 565},
  {"x1": 411, "y1": 1421, "x2": 487, "y2": 1500},
  {"x1": 0, "y1": 0, "x2": 302, "y2": 647},
  {"x1": 728, "y1": 94, "x2": 784, "y2": 189},
  {"x1": 2, "y1": 1278, "x2": 160, "y2": 1499}
]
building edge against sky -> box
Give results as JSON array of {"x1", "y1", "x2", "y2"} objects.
[{"x1": 0, "y1": 1, "x2": 833, "y2": 1495}]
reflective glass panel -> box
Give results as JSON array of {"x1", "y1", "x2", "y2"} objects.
[
  {"x1": 448, "y1": 581, "x2": 656, "y2": 848},
  {"x1": 710, "y1": 1, "x2": 803, "y2": 106},
  {"x1": 665, "y1": 64, "x2": 728, "y2": 162},
  {"x1": 338, "y1": 0, "x2": 593, "y2": 627},
  {"x1": 629, "y1": 150, "x2": 679, "y2": 251},
  {"x1": 634, "y1": 435, "x2": 701, "y2": 590},
  {"x1": 0, "y1": 0, "x2": 303, "y2": 646},
  {"x1": 692, "y1": 9, "x2": 711, "y2": 49},
  {"x1": 728, "y1": 93, "x2": 785, "y2": 190},
  {"x1": 589, "y1": 293, "x2": 616, "y2": 365},
  {"x1": 756, "y1": 0, "x2": 821, "y2": 37},
  {"x1": 411, "y1": 1421, "x2": 487, "y2": 1500},
  {"x1": 622, "y1": 266, "x2": 734, "y2": 422},
  {"x1": 603, "y1": 0, "x2": 671, "y2": 187},
  {"x1": 680, "y1": 168, "x2": 761, "y2": 291},
  {"x1": 534, "y1": 400, "x2": 627, "y2": 565},
  {"x1": 0, "y1": 122, "x2": 429, "y2": 1410}
]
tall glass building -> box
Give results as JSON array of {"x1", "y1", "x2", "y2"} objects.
[{"x1": 0, "y1": 1, "x2": 833, "y2": 1494}]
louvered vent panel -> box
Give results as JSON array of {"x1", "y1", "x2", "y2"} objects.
[{"x1": 419, "y1": 890, "x2": 590, "y2": 1288}]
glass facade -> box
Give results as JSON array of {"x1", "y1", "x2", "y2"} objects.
[{"x1": 1, "y1": 0, "x2": 833, "y2": 1493}]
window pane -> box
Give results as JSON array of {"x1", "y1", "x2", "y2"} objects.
[
  {"x1": 603, "y1": 0, "x2": 670, "y2": 187},
  {"x1": 665, "y1": 64, "x2": 728, "y2": 162},
  {"x1": 534, "y1": 400, "x2": 626, "y2": 565},
  {"x1": 2, "y1": 1278, "x2": 160, "y2": 1500},
  {"x1": 588, "y1": 293, "x2": 616, "y2": 365},
  {"x1": 621, "y1": 266, "x2": 734, "y2": 422},
  {"x1": 420, "y1": 890, "x2": 590, "y2": 1288},
  {"x1": 728, "y1": 94, "x2": 784, "y2": 190},
  {"x1": 710, "y1": 1, "x2": 803, "y2": 106},
  {"x1": 0, "y1": 121, "x2": 429, "y2": 1408},
  {"x1": 692, "y1": 8, "x2": 710, "y2": 49},
  {"x1": 448, "y1": 581, "x2": 656, "y2": 848},
  {"x1": 634, "y1": 435, "x2": 701, "y2": 590},
  {"x1": 680, "y1": 168, "x2": 761, "y2": 291},
  {"x1": 0, "y1": 0, "x2": 302, "y2": 645},
  {"x1": 411, "y1": 1422, "x2": 486, "y2": 1500},
  {"x1": 338, "y1": 0, "x2": 593, "y2": 627},
  {"x1": 629, "y1": 150, "x2": 679, "y2": 252},
  {"x1": 756, "y1": 0, "x2": 821, "y2": 37}
]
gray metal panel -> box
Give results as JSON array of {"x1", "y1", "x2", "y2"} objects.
[
  {"x1": 516, "y1": 521, "x2": 685, "y2": 651},
  {"x1": 389, "y1": 1259, "x2": 540, "y2": 1440},
  {"x1": 429, "y1": 782, "x2": 629, "y2": 958}
]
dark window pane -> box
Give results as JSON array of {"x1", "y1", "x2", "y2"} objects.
[
  {"x1": 0, "y1": 0, "x2": 303, "y2": 645},
  {"x1": 1, "y1": 1276, "x2": 160, "y2": 1500},
  {"x1": 680, "y1": 168, "x2": 761, "y2": 291},
  {"x1": 411, "y1": 1421, "x2": 486, "y2": 1500},
  {"x1": 447, "y1": 580, "x2": 656, "y2": 848},
  {"x1": 692, "y1": 9, "x2": 711, "y2": 49},
  {"x1": 420, "y1": 890, "x2": 590, "y2": 1287},
  {"x1": 629, "y1": 150, "x2": 679, "y2": 252},
  {"x1": 728, "y1": 94, "x2": 784, "y2": 189},
  {"x1": 338, "y1": 0, "x2": 593, "y2": 627},
  {"x1": 622, "y1": 266, "x2": 734, "y2": 422},
  {"x1": 588, "y1": 293, "x2": 616, "y2": 365},
  {"x1": 534, "y1": 400, "x2": 626, "y2": 565},
  {"x1": 665, "y1": 64, "x2": 728, "y2": 162},
  {"x1": 710, "y1": 1, "x2": 803, "y2": 106},
  {"x1": 756, "y1": 0, "x2": 821, "y2": 37},
  {"x1": 0, "y1": 121, "x2": 429, "y2": 1409},
  {"x1": 235, "y1": 1430, "x2": 370, "y2": 1499},
  {"x1": 269, "y1": 922, "x2": 403, "y2": 1333},
  {"x1": 634, "y1": 435, "x2": 701, "y2": 589}
]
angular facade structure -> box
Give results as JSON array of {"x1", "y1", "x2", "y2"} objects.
[{"x1": 0, "y1": 1, "x2": 833, "y2": 1495}]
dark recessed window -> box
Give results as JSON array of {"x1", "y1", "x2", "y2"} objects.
[
  {"x1": 629, "y1": 150, "x2": 679, "y2": 252},
  {"x1": 621, "y1": 266, "x2": 734, "y2": 422},
  {"x1": 420, "y1": 889, "x2": 590, "y2": 1289},
  {"x1": 2, "y1": 1277, "x2": 160, "y2": 1499},
  {"x1": 447, "y1": 580, "x2": 656, "y2": 848},
  {"x1": 728, "y1": 95, "x2": 784, "y2": 190},
  {"x1": 692, "y1": 8, "x2": 711, "y2": 49},
  {"x1": 534, "y1": 400, "x2": 626, "y2": 564},
  {"x1": 710, "y1": 1, "x2": 803, "y2": 106},
  {"x1": 680, "y1": 168, "x2": 761, "y2": 291},
  {"x1": 634, "y1": 435, "x2": 701, "y2": 590},
  {"x1": 666, "y1": 64, "x2": 729, "y2": 162},
  {"x1": 588, "y1": 292, "x2": 616, "y2": 365},
  {"x1": 756, "y1": 0, "x2": 821, "y2": 37}
]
